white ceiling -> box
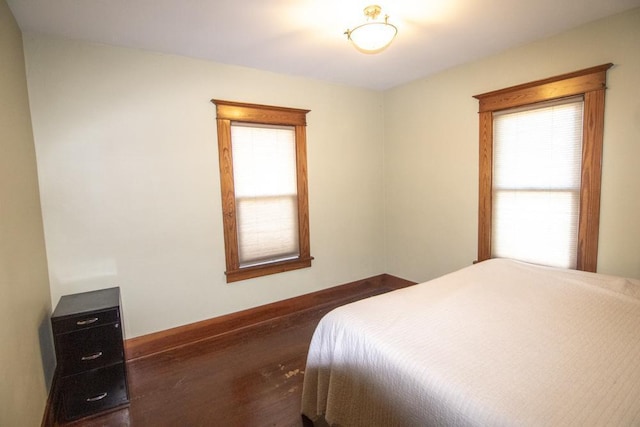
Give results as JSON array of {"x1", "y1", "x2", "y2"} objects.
[{"x1": 7, "y1": 0, "x2": 640, "y2": 90}]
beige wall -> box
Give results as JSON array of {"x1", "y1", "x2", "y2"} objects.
[
  {"x1": 384, "y1": 8, "x2": 640, "y2": 282},
  {"x1": 24, "y1": 37, "x2": 386, "y2": 338},
  {"x1": 0, "y1": 1, "x2": 53, "y2": 425}
]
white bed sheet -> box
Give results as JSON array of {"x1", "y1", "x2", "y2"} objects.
[{"x1": 301, "y1": 259, "x2": 640, "y2": 426}]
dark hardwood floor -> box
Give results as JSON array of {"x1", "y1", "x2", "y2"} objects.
[{"x1": 54, "y1": 285, "x2": 399, "y2": 427}]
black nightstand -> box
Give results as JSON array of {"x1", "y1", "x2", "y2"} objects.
[{"x1": 51, "y1": 287, "x2": 130, "y2": 421}]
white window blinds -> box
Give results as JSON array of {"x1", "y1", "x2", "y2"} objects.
[
  {"x1": 231, "y1": 123, "x2": 300, "y2": 267},
  {"x1": 492, "y1": 97, "x2": 584, "y2": 269}
]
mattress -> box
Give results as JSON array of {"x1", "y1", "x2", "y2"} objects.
[{"x1": 301, "y1": 259, "x2": 640, "y2": 426}]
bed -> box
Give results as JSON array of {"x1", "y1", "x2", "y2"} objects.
[{"x1": 301, "y1": 258, "x2": 640, "y2": 426}]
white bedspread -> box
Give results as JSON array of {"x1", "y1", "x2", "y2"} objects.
[{"x1": 301, "y1": 259, "x2": 640, "y2": 426}]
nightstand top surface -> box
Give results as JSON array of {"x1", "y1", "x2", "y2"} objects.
[{"x1": 52, "y1": 287, "x2": 120, "y2": 319}]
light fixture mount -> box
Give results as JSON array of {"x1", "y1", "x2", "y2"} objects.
[
  {"x1": 363, "y1": 4, "x2": 382, "y2": 20},
  {"x1": 345, "y1": 4, "x2": 398, "y2": 55}
]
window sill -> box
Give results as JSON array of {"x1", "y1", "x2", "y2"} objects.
[{"x1": 225, "y1": 256, "x2": 314, "y2": 283}]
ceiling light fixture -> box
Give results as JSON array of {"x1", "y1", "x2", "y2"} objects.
[{"x1": 344, "y1": 5, "x2": 398, "y2": 54}]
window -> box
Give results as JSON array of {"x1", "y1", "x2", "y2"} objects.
[
  {"x1": 492, "y1": 98, "x2": 584, "y2": 269},
  {"x1": 473, "y1": 64, "x2": 612, "y2": 272},
  {"x1": 212, "y1": 100, "x2": 312, "y2": 282}
]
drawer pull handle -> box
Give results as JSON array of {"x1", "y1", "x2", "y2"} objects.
[
  {"x1": 81, "y1": 351, "x2": 103, "y2": 361},
  {"x1": 86, "y1": 392, "x2": 108, "y2": 402},
  {"x1": 76, "y1": 317, "x2": 99, "y2": 326}
]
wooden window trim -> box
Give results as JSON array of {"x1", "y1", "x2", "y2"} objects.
[
  {"x1": 212, "y1": 99, "x2": 312, "y2": 282},
  {"x1": 473, "y1": 63, "x2": 612, "y2": 272}
]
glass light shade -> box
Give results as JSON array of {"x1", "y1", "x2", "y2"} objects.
[{"x1": 347, "y1": 21, "x2": 398, "y2": 54}]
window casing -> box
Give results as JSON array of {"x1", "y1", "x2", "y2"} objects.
[
  {"x1": 212, "y1": 100, "x2": 312, "y2": 282},
  {"x1": 473, "y1": 63, "x2": 612, "y2": 272}
]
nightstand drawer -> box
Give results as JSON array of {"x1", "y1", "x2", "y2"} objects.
[
  {"x1": 56, "y1": 323, "x2": 125, "y2": 375},
  {"x1": 60, "y1": 362, "x2": 129, "y2": 421},
  {"x1": 52, "y1": 308, "x2": 120, "y2": 335}
]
